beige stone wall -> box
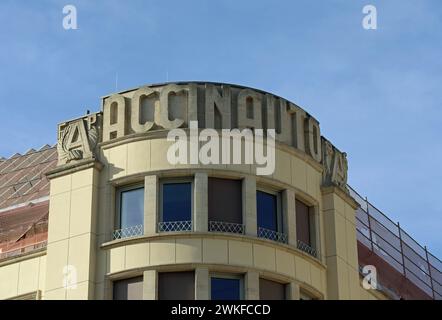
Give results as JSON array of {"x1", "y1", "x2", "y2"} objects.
[
  {"x1": 101, "y1": 234, "x2": 326, "y2": 299},
  {"x1": 99, "y1": 137, "x2": 322, "y2": 200},
  {"x1": 322, "y1": 187, "x2": 360, "y2": 299},
  {"x1": 359, "y1": 281, "x2": 389, "y2": 300},
  {"x1": 43, "y1": 165, "x2": 100, "y2": 299},
  {"x1": 0, "y1": 253, "x2": 46, "y2": 300},
  {"x1": 88, "y1": 136, "x2": 333, "y2": 300}
]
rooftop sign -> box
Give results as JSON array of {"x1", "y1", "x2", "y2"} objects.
[{"x1": 56, "y1": 82, "x2": 348, "y2": 189}]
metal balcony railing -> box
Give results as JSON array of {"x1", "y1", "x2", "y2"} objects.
[
  {"x1": 297, "y1": 239, "x2": 318, "y2": 258},
  {"x1": 158, "y1": 220, "x2": 192, "y2": 232},
  {"x1": 208, "y1": 221, "x2": 245, "y2": 234},
  {"x1": 258, "y1": 227, "x2": 288, "y2": 244},
  {"x1": 0, "y1": 240, "x2": 47, "y2": 261},
  {"x1": 112, "y1": 224, "x2": 143, "y2": 240}
]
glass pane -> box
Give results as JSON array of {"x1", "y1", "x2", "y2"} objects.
[
  {"x1": 211, "y1": 277, "x2": 241, "y2": 300},
  {"x1": 259, "y1": 278, "x2": 286, "y2": 300},
  {"x1": 120, "y1": 187, "x2": 144, "y2": 229},
  {"x1": 158, "y1": 272, "x2": 195, "y2": 300},
  {"x1": 296, "y1": 200, "x2": 311, "y2": 245},
  {"x1": 257, "y1": 191, "x2": 277, "y2": 231},
  {"x1": 113, "y1": 277, "x2": 143, "y2": 300},
  {"x1": 162, "y1": 182, "x2": 191, "y2": 222},
  {"x1": 208, "y1": 178, "x2": 242, "y2": 224}
]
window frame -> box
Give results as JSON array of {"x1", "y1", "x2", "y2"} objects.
[
  {"x1": 159, "y1": 177, "x2": 194, "y2": 224},
  {"x1": 308, "y1": 206, "x2": 316, "y2": 247},
  {"x1": 115, "y1": 183, "x2": 145, "y2": 230},
  {"x1": 256, "y1": 187, "x2": 283, "y2": 233},
  {"x1": 209, "y1": 273, "x2": 244, "y2": 300}
]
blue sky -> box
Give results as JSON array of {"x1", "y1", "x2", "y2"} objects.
[{"x1": 0, "y1": 0, "x2": 441, "y2": 257}]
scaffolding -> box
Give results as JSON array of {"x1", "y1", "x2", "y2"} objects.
[{"x1": 349, "y1": 186, "x2": 441, "y2": 300}]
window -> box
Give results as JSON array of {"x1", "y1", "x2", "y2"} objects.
[
  {"x1": 159, "y1": 181, "x2": 192, "y2": 231},
  {"x1": 211, "y1": 275, "x2": 243, "y2": 300},
  {"x1": 208, "y1": 178, "x2": 243, "y2": 233},
  {"x1": 113, "y1": 276, "x2": 143, "y2": 300},
  {"x1": 116, "y1": 186, "x2": 144, "y2": 237},
  {"x1": 296, "y1": 200, "x2": 312, "y2": 246},
  {"x1": 256, "y1": 190, "x2": 284, "y2": 242},
  {"x1": 259, "y1": 278, "x2": 286, "y2": 300},
  {"x1": 158, "y1": 271, "x2": 195, "y2": 300}
]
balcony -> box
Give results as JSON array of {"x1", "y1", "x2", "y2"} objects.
[{"x1": 110, "y1": 220, "x2": 322, "y2": 261}]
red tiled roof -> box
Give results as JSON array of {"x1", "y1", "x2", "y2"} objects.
[
  {"x1": 0, "y1": 145, "x2": 57, "y2": 210},
  {"x1": 0, "y1": 145, "x2": 56, "y2": 252},
  {"x1": 0, "y1": 201, "x2": 48, "y2": 245}
]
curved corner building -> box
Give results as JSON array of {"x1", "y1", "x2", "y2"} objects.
[{"x1": 0, "y1": 82, "x2": 440, "y2": 300}]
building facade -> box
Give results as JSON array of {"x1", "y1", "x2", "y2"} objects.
[{"x1": 0, "y1": 82, "x2": 440, "y2": 300}]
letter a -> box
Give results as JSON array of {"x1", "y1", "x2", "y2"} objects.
[
  {"x1": 362, "y1": 5, "x2": 377, "y2": 30},
  {"x1": 63, "y1": 5, "x2": 78, "y2": 30}
]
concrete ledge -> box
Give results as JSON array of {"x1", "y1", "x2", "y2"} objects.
[
  {"x1": 100, "y1": 232, "x2": 325, "y2": 269},
  {"x1": 46, "y1": 159, "x2": 103, "y2": 180},
  {"x1": 0, "y1": 248, "x2": 46, "y2": 268},
  {"x1": 321, "y1": 185, "x2": 359, "y2": 210}
]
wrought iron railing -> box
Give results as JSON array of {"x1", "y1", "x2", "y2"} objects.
[
  {"x1": 349, "y1": 185, "x2": 442, "y2": 300},
  {"x1": 297, "y1": 239, "x2": 318, "y2": 257},
  {"x1": 0, "y1": 240, "x2": 47, "y2": 261},
  {"x1": 158, "y1": 220, "x2": 192, "y2": 232},
  {"x1": 112, "y1": 224, "x2": 143, "y2": 240},
  {"x1": 208, "y1": 221, "x2": 245, "y2": 234},
  {"x1": 258, "y1": 227, "x2": 288, "y2": 244}
]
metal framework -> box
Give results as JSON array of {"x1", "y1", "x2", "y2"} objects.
[
  {"x1": 0, "y1": 240, "x2": 47, "y2": 261},
  {"x1": 349, "y1": 185, "x2": 442, "y2": 300}
]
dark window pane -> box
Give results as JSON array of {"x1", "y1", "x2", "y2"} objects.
[
  {"x1": 211, "y1": 277, "x2": 241, "y2": 300},
  {"x1": 257, "y1": 191, "x2": 277, "y2": 231},
  {"x1": 208, "y1": 178, "x2": 242, "y2": 224},
  {"x1": 162, "y1": 182, "x2": 191, "y2": 221},
  {"x1": 259, "y1": 278, "x2": 286, "y2": 300},
  {"x1": 296, "y1": 200, "x2": 311, "y2": 246},
  {"x1": 113, "y1": 276, "x2": 143, "y2": 300},
  {"x1": 158, "y1": 272, "x2": 195, "y2": 300},
  {"x1": 120, "y1": 188, "x2": 144, "y2": 229}
]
